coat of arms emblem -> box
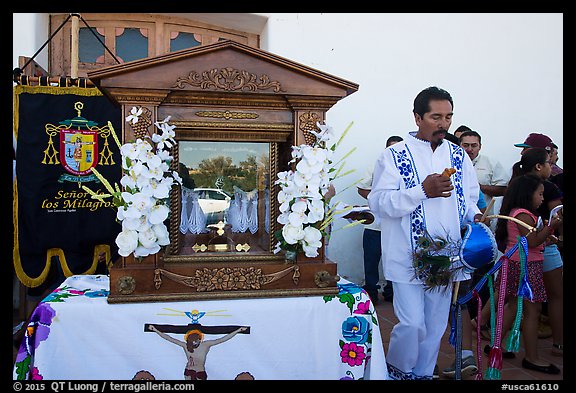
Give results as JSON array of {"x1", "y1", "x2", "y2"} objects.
[
  {"x1": 60, "y1": 129, "x2": 98, "y2": 175},
  {"x1": 42, "y1": 101, "x2": 116, "y2": 185}
]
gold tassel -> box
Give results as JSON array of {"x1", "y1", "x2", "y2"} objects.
[
  {"x1": 57, "y1": 247, "x2": 101, "y2": 277},
  {"x1": 93, "y1": 244, "x2": 112, "y2": 273},
  {"x1": 13, "y1": 84, "x2": 103, "y2": 98}
]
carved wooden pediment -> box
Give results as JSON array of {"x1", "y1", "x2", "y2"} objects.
[{"x1": 88, "y1": 40, "x2": 358, "y2": 100}]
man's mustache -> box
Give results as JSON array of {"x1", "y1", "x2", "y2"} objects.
[{"x1": 433, "y1": 129, "x2": 448, "y2": 137}]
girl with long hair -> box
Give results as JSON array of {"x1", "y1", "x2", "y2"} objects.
[{"x1": 495, "y1": 174, "x2": 561, "y2": 374}]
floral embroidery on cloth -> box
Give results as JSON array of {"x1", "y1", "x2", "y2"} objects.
[
  {"x1": 324, "y1": 282, "x2": 378, "y2": 380},
  {"x1": 14, "y1": 303, "x2": 56, "y2": 380}
]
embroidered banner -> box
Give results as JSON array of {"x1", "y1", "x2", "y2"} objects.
[{"x1": 13, "y1": 85, "x2": 122, "y2": 287}]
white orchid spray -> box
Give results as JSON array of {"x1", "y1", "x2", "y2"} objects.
[
  {"x1": 82, "y1": 107, "x2": 182, "y2": 259},
  {"x1": 273, "y1": 121, "x2": 360, "y2": 259}
]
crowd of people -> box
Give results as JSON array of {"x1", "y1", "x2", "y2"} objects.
[{"x1": 350, "y1": 86, "x2": 563, "y2": 380}]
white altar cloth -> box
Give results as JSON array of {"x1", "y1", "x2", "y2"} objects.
[{"x1": 14, "y1": 275, "x2": 388, "y2": 380}]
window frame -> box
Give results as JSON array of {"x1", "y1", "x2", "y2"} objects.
[{"x1": 49, "y1": 13, "x2": 259, "y2": 78}]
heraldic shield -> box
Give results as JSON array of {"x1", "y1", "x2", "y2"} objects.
[{"x1": 60, "y1": 129, "x2": 99, "y2": 176}]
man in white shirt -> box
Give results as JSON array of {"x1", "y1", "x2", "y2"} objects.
[
  {"x1": 368, "y1": 86, "x2": 482, "y2": 380},
  {"x1": 460, "y1": 130, "x2": 509, "y2": 232}
]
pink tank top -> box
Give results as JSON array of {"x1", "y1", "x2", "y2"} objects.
[{"x1": 505, "y1": 208, "x2": 543, "y2": 262}]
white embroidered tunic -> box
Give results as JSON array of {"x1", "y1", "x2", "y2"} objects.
[{"x1": 368, "y1": 132, "x2": 481, "y2": 284}]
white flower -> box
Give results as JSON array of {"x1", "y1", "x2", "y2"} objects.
[
  {"x1": 313, "y1": 122, "x2": 336, "y2": 143},
  {"x1": 125, "y1": 107, "x2": 143, "y2": 125},
  {"x1": 147, "y1": 165, "x2": 167, "y2": 181},
  {"x1": 140, "y1": 178, "x2": 171, "y2": 199},
  {"x1": 306, "y1": 199, "x2": 325, "y2": 223},
  {"x1": 116, "y1": 206, "x2": 127, "y2": 221},
  {"x1": 110, "y1": 111, "x2": 183, "y2": 258},
  {"x1": 301, "y1": 145, "x2": 328, "y2": 166},
  {"x1": 277, "y1": 212, "x2": 290, "y2": 225},
  {"x1": 296, "y1": 157, "x2": 324, "y2": 175},
  {"x1": 171, "y1": 171, "x2": 182, "y2": 185},
  {"x1": 274, "y1": 121, "x2": 354, "y2": 258},
  {"x1": 149, "y1": 204, "x2": 170, "y2": 224},
  {"x1": 134, "y1": 243, "x2": 160, "y2": 258},
  {"x1": 152, "y1": 224, "x2": 170, "y2": 246},
  {"x1": 277, "y1": 190, "x2": 292, "y2": 211},
  {"x1": 303, "y1": 226, "x2": 322, "y2": 245},
  {"x1": 288, "y1": 210, "x2": 307, "y2": 227},
  {"x1": 116, "y1": 229, "x2": 139, "y2": 257},
  {"x1": 138, "y1": 227, "x2": 158, "y2": 249},
  {"x1": 282, "y1": 223, "x2": 306, "y2": 244},
  {"x1": 122, "y1": 215, "x2": 148, "y2": 232},
  {"x1": 154, "y1": 116, "x2": 174, "y2": 130},
  {"x1": 291, "y1": 199, "x2": 308, "y2": 213},
  {"x1": 120, "y1": 172, "x2": 137, "y2": 190},
  {"x1": 83, "y1": 109, "x2": 182, "y2": 259},
  {"x1": 293, "y1": 171, "x2": 311, "y2": 187},
  {"x1": 123, "y1": 192, "x2": 154, "y2": 218},
  {"x1": 152, "y1": 117, "x2": 176, "y2": 150},
  {"x1": 156, "y1": 149, "x2": 173, "y2": 163},
  {"x1": 302, "y1": 227, "x2": 323, "y2": 257},
  {"x1": 274, "y1": 171, "x2": 294, "y2": 184},
  {"x1": 140, "y1": 151, "x2": 162, "y2": 168},
  {"x1": 290, "y1": 146, "x2": 303, "y2": 161},
  {"x1": 120, "y1": 142, "x2": 142, "y2": 161}
]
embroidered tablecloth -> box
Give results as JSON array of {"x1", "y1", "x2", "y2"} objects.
[{"x1": 14, "y1": 275, "x2": 388, "y2": 380}]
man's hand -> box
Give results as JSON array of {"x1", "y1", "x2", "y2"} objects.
[
  {"x1": 548, "y1": 213, "x2": 562, "y2": 230},
  {"x1": 422, "y1": 174, "x2": 454, "y2": 198},
  {"x1": 473, "y1": 213, "x2": 486, "y2": 223}
]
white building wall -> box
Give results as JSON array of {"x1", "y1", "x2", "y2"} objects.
[
  {"x1": 13, "y1": 13, "x2": 563, "y2": 285},
  {"x1": 13, "y1": 13, "x2": 50, "y2": 72}
]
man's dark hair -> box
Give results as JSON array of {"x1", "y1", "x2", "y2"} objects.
[
  {"x1": 386, "y1": 135, "x2": 403, "y2": 147},
  {"x1": 459, "y1": 130, "x2": 482, "y2": 143},
  {"x1": 454, "y1": 125, "x2": 471, "y2": 134},
  {"x1": 413, "y1": 86, "x2": 453, "y2": 118}
]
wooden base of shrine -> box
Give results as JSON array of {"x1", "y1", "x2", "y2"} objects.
[{"x1": 107, "y1": 258, "x2": 340, "y2": 303}]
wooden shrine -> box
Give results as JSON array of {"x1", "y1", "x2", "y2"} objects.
[{"x1": 87, "y1": 40, "x2": 358, "y2": 302}]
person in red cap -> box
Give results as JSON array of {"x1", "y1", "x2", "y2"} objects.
[{"x1": 514, "y1": 133, "x2": 554, "y2": 154}]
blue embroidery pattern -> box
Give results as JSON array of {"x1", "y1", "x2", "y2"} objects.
[
  {"x1": 448, "y1": 143, "x2": 465, "y2": 226},
  {"x1": 387, "y1": 363, "x2": 433, "y2": 380},
  {"x1": 390, "y1": 146, "x2": 425, "y2": 251}
]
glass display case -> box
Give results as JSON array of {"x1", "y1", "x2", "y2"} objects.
[{"x1": 175, "y1": 141, "x2": 271, "y2": 256}]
